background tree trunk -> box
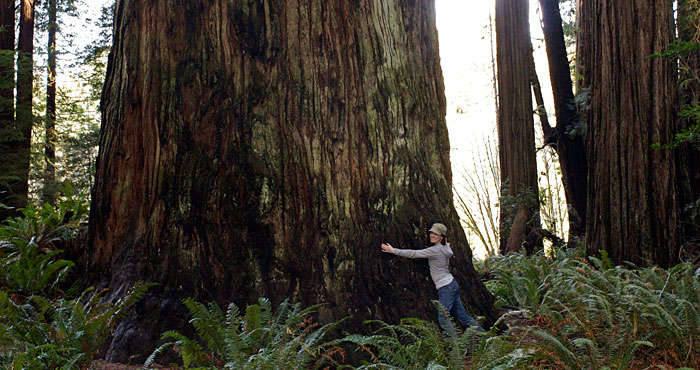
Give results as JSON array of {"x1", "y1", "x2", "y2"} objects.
[
  {"x1": 44, "y1": 0, "x2": 57, "y2": 205},
  {"x1": 0, "y1": 0, "x2": 16, "y2": 221},
  {"x1": 495, "y1": 0, "x2": 541, "y2": 254},
  {"x1": 676, "y1": 0, "x2": 700, "y2": 250},
  {"x1": 538, "y1": 0, "x2": 587, "y2": 244},
  {"x1": 13, "y1": 0, "x2": 34, "y2": 212},
  {"x1": 86, "y1": 0, "x2": 497, "y2": 362},
  {"x1": 580, "y1": 0, "x2": 680, "y2": 267}
]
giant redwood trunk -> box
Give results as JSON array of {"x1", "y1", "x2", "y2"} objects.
[
  {"x1": 495, "y1": 0, "x2": 541, "y2": 254},
  {"x1": 579, "y1": 0, "x2": 680, "y2": 267},
  {"x1": 0, "y1": 0, "x2": 15, "y2": 221},
  {"x1": 87, "y1": 0, "x2": 497, "y2": 362}
]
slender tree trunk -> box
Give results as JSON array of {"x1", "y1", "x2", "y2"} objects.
[
  {"x1": 14, "y1": 0, "x2": 34, "y2": 209},
  {"x1": 538, "y1": 0, "x2": 587, "y2": 244},
  {"x1": 489, "y1": 12, "x2": 499, "y2": 118},
  {"x1": 0, "y1": 0, "x2": 16, "y2": 221},
  {"x1": 575, "y1": 0, "x2": 593, "y2": 97},
  {"x1": 87, "y1": 0, "x2": 497, "y2": 362},
  {"x1": 580, "y1": 0, "x2": 680, "y2": 267},
  {"x1": 496, "y1": 0, "x2": 541, "y2": 254},
  {"x1": 43, "y1": 0, "x2": 57, "y2": 205}
]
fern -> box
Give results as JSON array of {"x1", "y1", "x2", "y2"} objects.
[
  {"x1": 479, "y1": 246, "x2": 700, "y2": 369},
  {"x1": 0, "y1": 282, "x2": 152, "y2": 369},
  {"x1": 1, "y1": 236, "x2": 74, "y2": 295},
  {"x1": 342, "y1": 312, "x2": 489, "y2": 370},
  {"x1": 0, "y1": 189, "x2": 90, "y2": 297},
  {"x1": 618, "y1": 340, "x2": 653, "y2": 369},
  {"x1": 531, "y1": 329, "x2": 581, "y2": 369},
  {"x1": 182, "y1": 298, "x2": 227, "y2": 358},
  {"x1": 145, "y1": 298, "x2": 344, "y2": 369}
]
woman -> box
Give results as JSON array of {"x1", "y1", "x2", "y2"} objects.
[{"x1": 381, "y1": 223, "x2": 485, "y2": 334}]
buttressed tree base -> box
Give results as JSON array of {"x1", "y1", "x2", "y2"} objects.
[{"x1": 87, "y1": 0, "x2": 497, "y2": 362}]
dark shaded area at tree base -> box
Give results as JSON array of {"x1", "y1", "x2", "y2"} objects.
[{"x1": 100, "y1": 293, "x2": 192, "y2": 364}]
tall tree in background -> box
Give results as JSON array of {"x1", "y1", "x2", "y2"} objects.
[
  {"x1": 495, "y1": 0, "x2": 541, "y2": 254},
  {"x1": 86, "y1": 0, "x2": 497, "y2": 362},
  {"x1": 537, "y1": 0, "x2": 587, "y2": 243},
  {"x1": 579, "y1": 0, "x2": 680, "y2": 267},
  {"x1": 676, "y1": 0, "x2": 700, "y2": 248},
  {"x1": 0, "y1": 0, "x2": 15, "y2": 221},
  {"x1": 44, "y1": 0, "x2": 57, "y2": 205},
  {"x1": 50, "y1": 2, "x2": 111, "y2": 198},
  {"x1": 14, "y1": 0, "x2": 35, "y2": 212}
]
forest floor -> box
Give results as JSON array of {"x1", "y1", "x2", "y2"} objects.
[
  {"x1": 88, "y1": 312, "x2": 530, "y2": 370},
  {"x1": 89, "y1": 361, "x2": 173, "y2": 369},
  {"x1": 89, "y1": 361, "x2": 140, "y2": 369}
]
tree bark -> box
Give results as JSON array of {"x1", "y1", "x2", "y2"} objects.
[
  {"x1": 580, "y1": 0, "x2": 680, "y2": 267},
  {"x1": 44, "y1": 0, "x2": 57, "y2": 205},
  {"x1": 86, "y1": 0, "x2": 497, "y2": 362},
  {"x1": 12, "y1": 0, "x2": 34, "y2": 211},
  {"x1": 0, "y1": 0, "x2": 16, "y2": 221},
  {"x1": 538, "y1": 0, "x2": 587, "y2": 243},
  {"x1": 496, "y1": 0, "x2": 541, "y2": 254}
]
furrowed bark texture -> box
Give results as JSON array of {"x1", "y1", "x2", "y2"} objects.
[
  {"x1": 11, "y1": 0, "x2": 35, "y2": 213},
  {"x1": 538, "y1": 0, "x2": 587, "y2": 242},
  {"x1": 580, "y1": 0, "x2": 680, "y2": 267},
  {"x1": 495, "y1": 0, "x2": 541, "y2": 254},
  {"x1": 0, "y1": 0, "x2": 16, "y2": 221},
  {"x1": 87, "y1": 0, "x2": 496, "y2": 362}
]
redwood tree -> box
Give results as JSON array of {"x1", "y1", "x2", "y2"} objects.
[
  {"x1": 87, "y1": 0, "x2": 497, "y2": 362},
  {"x1": 44, "y1": 0, "x2": 57, "y2": 205},
  {"x1": 677, "y1": 0, "x2": 700, "y2": 247},
  {"x1": 579, "y1": 0, "x2": 680, "y2": 267},
  {"x1": 0, "y1": 0, "x2": 15, "y2": 221},
  {"x1": 12, "y1": 0, "x2": 35, "y2": 213},
  {"x1": 537, "y1": 0, "x2": 587, "y2": 243},
  {"x1": 495, "y1": 0, "x2": 541, "y2": 254}
]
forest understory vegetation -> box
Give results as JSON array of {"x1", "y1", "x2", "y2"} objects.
[{"x1": 1, "y1": 194, "x2": 698, "y2": 369}]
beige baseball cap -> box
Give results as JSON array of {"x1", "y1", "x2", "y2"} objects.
[{"x1": 428, "y1": 223, "x2": 447, "y2": 235}]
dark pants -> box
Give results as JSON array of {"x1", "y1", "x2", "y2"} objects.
[{"x1": 437, "y1": 279, "x2": 485, "y2": 336}]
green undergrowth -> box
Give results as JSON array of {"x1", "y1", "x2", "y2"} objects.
[
  {"x1": 476, "y1": 248, "x2": 700, "y2": 369},
  {"x1": 2, "y1": 194, "x2": 699, "y2": 369},
  {"x1": 144, "y1": 298, "x2": 346, "y2": 369},
  {"x1": 0, "y1": 187, "x2": 150, "y2": 369},
  {"x1": 147, "y1": 249, "x2": 700, "y2": 370}
]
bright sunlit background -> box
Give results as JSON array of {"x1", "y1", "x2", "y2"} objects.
[{"x1": 436, "y1": 0, "x2": 564, "y2": 258}]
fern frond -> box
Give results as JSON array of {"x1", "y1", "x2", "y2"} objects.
[
  {"x1": 111, "y1": 282, "x2": 155, "y2": 322},
  {"x1": 531, "y1": 329, "x2": 580, "y2": 369},
  {"x1": 618, "y1": 340, "x2": 653, "y2": 369}
]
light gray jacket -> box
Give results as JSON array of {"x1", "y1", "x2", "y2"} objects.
[{"x1": 393, "y1": 243, "x2": 455, "y2": 289}]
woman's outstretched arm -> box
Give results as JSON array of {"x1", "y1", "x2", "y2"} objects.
[{"x1": 380, "y1": 243, "x2": 440, "y2": 259}]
